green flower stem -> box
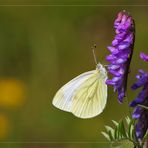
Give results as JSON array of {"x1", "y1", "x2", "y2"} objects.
[{"x1": 138, "y1": 104, "x2": 148, "y2": 110}]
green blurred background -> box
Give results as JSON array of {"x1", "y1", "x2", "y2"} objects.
[{"x1": 0, "y1": 1, "x2": 147, "y2": 148}]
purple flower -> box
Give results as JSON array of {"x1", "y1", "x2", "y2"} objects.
[
  {"x1": 130, "y1": 54, "x2": 148, "y2": 140},
  {"x1": 140, "y1": 52, "x2": 148, "y2": 61},
  {"x1": 106, "y1": 11, "x2": 135, "y2": 103}
]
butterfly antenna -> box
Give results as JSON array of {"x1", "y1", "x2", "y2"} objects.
[{"x1": 91, "y1": 44, "x2": 98, "y2": 65}]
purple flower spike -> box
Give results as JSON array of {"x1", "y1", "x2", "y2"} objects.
[
  {"x1": 140, "y1": 52, "x2": 148, "y2": 61},
  {"x1": 106, "y1": 11, "x2": 135, "y2": 103},
  {"x1": 130, "y1": 55, "x2": 148, "y2": 140}
]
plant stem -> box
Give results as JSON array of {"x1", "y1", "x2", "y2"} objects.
[
  {"x1": 125, "y1": 92, "x2": 132, "y2": 116},
  {"x1": 138, "y1": 104, "x2": 148, "y2": 110}
]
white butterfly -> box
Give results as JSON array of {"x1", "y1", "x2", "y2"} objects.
[{"x1": 52, "y1": 63, "x2": 108, "y2": 119}]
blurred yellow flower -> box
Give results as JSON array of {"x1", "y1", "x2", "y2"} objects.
[
  {"x1": 0, "y1": 78, "x2": 26, "y2": 108},
  {"x1": 0, "y1": 114, "x2": 9, "y2": 139}
]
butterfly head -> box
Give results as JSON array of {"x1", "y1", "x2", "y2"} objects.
[
  {"x1": 96, "y1": 63, "x2": 103, "y2": 69},
  {"x1": 96, "y1": 63, "x2": 108, "y2": 79}
]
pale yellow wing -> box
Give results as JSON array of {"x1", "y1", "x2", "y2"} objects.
[
  {"x1": 71, "y1": 69, "x2": 108, "y2": 119},
  {"x1": 52, "y1": 70, "x2": 95, "y2": 112}
]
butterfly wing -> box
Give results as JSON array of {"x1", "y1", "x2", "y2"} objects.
[
  {"x1": 52, "y1": 70, "x2": 95, "y2": 112},
  {"x1": 71, "y1": 68, "x2": 108, "y2": 118}
]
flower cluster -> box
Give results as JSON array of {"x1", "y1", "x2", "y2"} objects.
[
  {"x1": 103, "y1": 10, "x2": 148, "y2": 147},
  {"x1": 106, "y1": 11, "x2": 135, "y2": 103},
  {"x1": 130, "y1": 53, "x2": 148, "y2": 140}
]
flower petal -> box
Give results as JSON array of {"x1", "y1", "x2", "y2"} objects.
[{"x1": 140, "y1": 52, "x2": 148, "y2": 61}]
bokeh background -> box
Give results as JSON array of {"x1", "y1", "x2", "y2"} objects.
[{"x1": 0, "y1": 1, "x2": 147, "y2": 148}]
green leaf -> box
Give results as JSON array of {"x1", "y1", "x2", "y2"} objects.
[
  {"x1": 120, "y1": 121, "x2": 127, "y2": 138},
  {"x1": 108, "y1": 130, "x2": 114, "y2": 141},
  {"x1": 144, "y1": 130, "x2": 148, "y2": 139},
  {"x1": 105, "y1": 125, "x2": 115, "y2": 139},
  {"x1": 128, "y1": 119, "x2": 134, "y2": 139},
  {"x1": 101, "y1": 131, "x2": 110, "y2": 141},
  {"x1": 131, "y1": 125, "x2": 135, "y2": 140},
  {"x1": 105, "y1": 126, "x2": 115, "y2": 139},
  {"x1": 112, "y1": 120, "x2": 119, "y2": 126},
  {"x1": 105, "y1": 125, "x2": 114, "y2": 132},
  {"x1": 114, "y1": 125, "x2": 118, "y2": 139},
  {"x1": 118, "y1": 121, "x2": 123, "y2": 138},
  {"x1": 102, "y1": 117, "x2": 138, "y2": 147},
  {"x1": 130, "y1": 123, "x2": 135, "y2": 140},
  {"x1": 111, "y1": 120, "x2": 119, "y2": 139},
  {"x1": 125, "y1": 116, "x2": 131, "y2": 125},
  {"x1": 116, "y1": 120, "x2": 127, "y2": 139}
]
